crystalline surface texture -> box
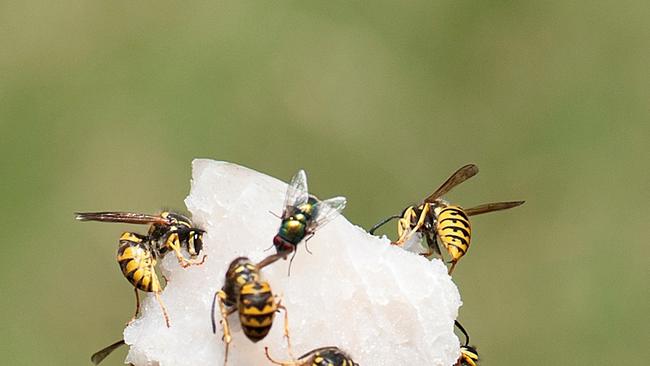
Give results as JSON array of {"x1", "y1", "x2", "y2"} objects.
[{"x1": 124, "y1": 160, "x2": 462, "y2": 366}]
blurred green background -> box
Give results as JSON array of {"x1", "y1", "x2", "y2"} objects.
[{"x1": 1, "y1": 1, "x2": 648, "y2": 365}]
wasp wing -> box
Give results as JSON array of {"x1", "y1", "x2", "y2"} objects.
[
  {"x1": 75, "y1": 212, "x2": 170, "y2": 225},
  {"x1": 424, "y1": 164, "x2": 479, "y2": 203},
  {"x1": 282, "y1": 170, "x2": 309, "y2": 218},
  {"x1": 91, "y1": 339, "x2": 126, "y2": 365},
  {"x1": 464, "y1": 201, "x2": 524, "y2": 216},
  {"x1": 307, "y1": 196, "x2": 347, "y2": 231}
]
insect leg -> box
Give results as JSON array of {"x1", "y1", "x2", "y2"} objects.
[
  {"x1": 213, "y1": 290, "x2": 236, "y2": 365},
  {"x1": 276, "y1": 298, "x2": 295, "y2": 361},
  {"x1": 166, "y1": 232, "x2": 206, "y2": 268},
  {"x1": 303, "y1": 233, "x2": 315, "y2": 254},
  {"x1": 422, "y1": 229, "x2": 442, "y2": 258},
  {"x1": 127, "y1": 288, "x2": 141, "y2": 325},
  {"x1": 396, "y1": 205, "x2": 429, "y2": 245},
  {"x1": 150, "y1": 268, "x2": 170, "y2": 327},
  {"x1": 448, "y1": 260, "x2": 458, "y2": 275},
  {"x1": 264, "y1": 346, "x2": 298, "y2": 366},
  {"x1": 287, "y1": 249, "x2": 298, "y2": 276}
]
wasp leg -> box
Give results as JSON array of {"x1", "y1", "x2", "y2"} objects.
[
  {"x1": 276, "y1": 298, "x2": 295, "y2": 361},
  {"x1": 127, "y1": 288, "x2": 141, "y2": 325},
  {"x1": 395, "y1": 206, "x2": 427, "y2": 245},
  {"x1": 212, "y1": 290, "x2": 236, "y2": 366},
  {"x1": 149, "y1": 269, "x2": 170, "y2": 327},
  {"x1": 166, "y1": 233, "x2": 206, "y2": 268},
  {"x1": 401, "y1": 205, "x2": 430, "y2": 245},
  {"x1": 448, "y1": 260, "x2": 458, "y2": 275},
  {"x1": 264, "y1": 346, "x2": 298, "y2": 366},
  {"x1": 421, "y1": 230, "x2": 442, "y2": 258}
]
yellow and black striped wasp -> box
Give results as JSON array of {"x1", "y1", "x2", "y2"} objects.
[
  {"x1": 211, "y1": 256, "x2": 291, "y2": 365},
  {"x1": 265, "y1": 345, "x2": 359, "y2": 366},
  {"x1": 272, "y1": 170, "x2": 347, "y2": 274},
  {"x1": 75, "y1": 211, "x2": 206, "y2": 327},
  {"x1": 369, "y1": 164, "x2": 524, "y2": 274},
  {"x1": 455, "y1": 320, "x2": 479, "y2": 366}
]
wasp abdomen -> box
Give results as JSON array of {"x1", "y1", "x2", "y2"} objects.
[
  {"x1": 436, "y1": 206, "x2": 472, "y2": 261},
  {"x1": 238, "y1": 281, "x2": 276, "y2": 342},
  {"x1": 117, "y1": 232, "x2": 159, "y2": 293}
]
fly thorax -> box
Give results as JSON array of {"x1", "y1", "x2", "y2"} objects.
[{"x1": 278, "y1": 218, "x2": 306, "y2": 243}]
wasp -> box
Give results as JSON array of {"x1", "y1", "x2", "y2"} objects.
[
  {"x1": 369, "y1": 164, "x2": 524, "y2": 274},
  {"x1": 455, "y1": 320, "x2": 479, "y2": 366},
  {"x1": 75, "y1": 211, "x2": 206, "y2": 327},
  {"x1": 272, "y1": 170, "x2": 347, "y2": 273},
  {"x1": 265, "y1": 345, "x2": 359, "y2": 366},
  {"x1": 211, "y1": 256, "x2": 290, "y2": 365}
]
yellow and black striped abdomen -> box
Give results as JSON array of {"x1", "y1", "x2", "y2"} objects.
[
  {"x1": 117, "y1": 232, "x2": 160, "y2": 293},
  {"x1": 435, "y1": 205, "x2": 471, "y2": 262},
  {"x1": 238, "y1": 281, "x2": 276, "y2": 342}
]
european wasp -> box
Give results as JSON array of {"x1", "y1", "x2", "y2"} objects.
[
  {"x1": 75, "y1": 211, "x2": 206, "y2": 326},
  {"x1": 273, "y1": 170, "x2": 346, "y2": 273},
  {"x1": 369, "y1": 164, "x2": 524, "y2": 274},
  {"x1": 265, "y1": 345, "x2": 359, "y2": 366},
  {"x1": 455, "y1": 320, "x2": 479, "y2": 366},
  {"x1": 211, "y1": 256, "x2": 290, "y2": 365}
]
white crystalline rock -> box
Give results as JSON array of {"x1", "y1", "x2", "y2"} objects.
[{"x1": 124, "y1": 160, "x2": 462, "y2": 366}]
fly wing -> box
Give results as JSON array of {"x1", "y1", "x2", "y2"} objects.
[
  {"x1": 75, "y1": 212, "x2": 169, "y2": 225},
  {"x1": 464, "y1": 201, "x2": 525, "y2": 216},
  {"x1": 282, "y1": 170, "x2": 309, "y2": 218},
  {"x1": 424, "y1": 164, "x2": 479, "y2": 203},
  {"x1": 91, "y1": 339, "x2": 126, "y2": 365},
  {"x1": 307, "y1": 196, "x2": 347, "y2": 231}
]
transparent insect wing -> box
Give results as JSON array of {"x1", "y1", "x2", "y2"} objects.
[
  {"x1": 283, "y1": 170, "x2": 309, "y2": 217},
  {"x1": 308, "y1": 196, "x2": 347, "y2": 231}
]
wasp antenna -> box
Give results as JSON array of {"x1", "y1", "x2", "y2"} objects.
[
  {"x1": 210, "y1": 292, "x2": 219, "y2": 334},
  {"x1": 368, "y1": 214, "x2": 401, "y2": 235}
]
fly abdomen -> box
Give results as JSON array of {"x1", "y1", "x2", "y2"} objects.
[
  {"x1": 238, "y1": 281, "x2": 276, "y2": 342},
  {"x1": 117, "y1": 232, "x2": 159, "y2": 293}
]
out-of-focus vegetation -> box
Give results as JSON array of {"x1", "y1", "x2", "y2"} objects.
[{"x1": 1, "y1": 1, "x2": 648, "y2": 365}]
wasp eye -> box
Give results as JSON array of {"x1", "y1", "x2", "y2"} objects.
[{"x1": 191, "y1": 232, "x2": 203, "y2": 256}]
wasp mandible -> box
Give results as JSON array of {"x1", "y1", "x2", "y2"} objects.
[{"x1": 369, "y1": 164, "x2": 524, "y2": 274}]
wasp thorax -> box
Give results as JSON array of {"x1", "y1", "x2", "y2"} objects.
[{"x1": 222, "y1": 257, "x2": 260, "y2": 306}]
